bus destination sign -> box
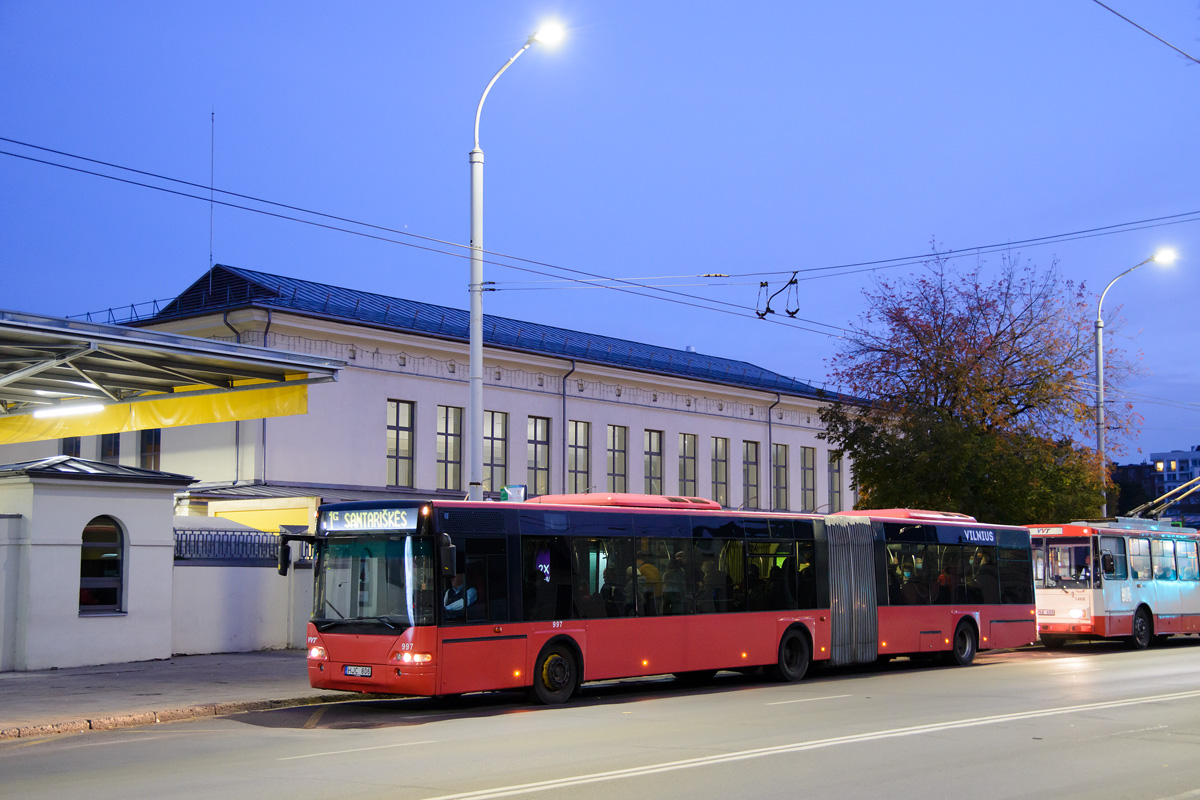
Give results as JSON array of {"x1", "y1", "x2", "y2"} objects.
[{"x1": 322, "y1": 508, "x2": 419, "y2": 533}]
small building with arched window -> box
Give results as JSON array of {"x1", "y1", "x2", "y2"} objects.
[{"x1": 0, "y1": 456, "x2": 194, "y2": 671}]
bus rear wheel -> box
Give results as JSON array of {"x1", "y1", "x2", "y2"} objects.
[
  {"x1": 1130, "y1": 608, "x2": 1153, "y2": 650},
  {"x1": 944, "y1": 620, "x2": 977, "y2": 666},
  {"x1": 768, "y1": 628, "x2": 811, "y2": 682},
  {"x1": 530, "y1": 643, "x2": 579, "y2": 705}
]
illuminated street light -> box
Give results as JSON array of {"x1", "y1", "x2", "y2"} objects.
[
  {"x1": 1095, "y1": 248, "x2": 1177, "y2": 516},
  {"x1": 467, "y1": 23, "x2": 565, "y2": 501}
]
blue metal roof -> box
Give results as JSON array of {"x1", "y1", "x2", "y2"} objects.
[{"x1": 151, "y1": 264, "x2": 828, "y2": 399}]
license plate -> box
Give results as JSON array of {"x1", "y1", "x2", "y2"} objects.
[
  {"x1": 1038, "y1": 609, "x2": 1055, "y2": 616},
  {"x1": 343, "y1": 665, "x2": 372, "y2": 677}
]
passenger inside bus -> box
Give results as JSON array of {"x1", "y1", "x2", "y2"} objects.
[
  {"x1": 599, "y1": 567, "x2": 626, "y2": 617},
  {"x1": 972, "y1": 550, "x2": 1000, "y2": 604},
  {"x1": 1075, "y1": 555, "x2": 1092, "y2": 581},
  {"x1": 443, "y1": 573, "x2": 477, "y2": 620}
]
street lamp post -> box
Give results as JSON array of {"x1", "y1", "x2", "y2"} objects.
[
  {"x1": 1095, "y1": 248, "x2": 1176, "y2": 516},
  {"x1": 467, "y1": 23, "x2": 564, "y2": 501}
]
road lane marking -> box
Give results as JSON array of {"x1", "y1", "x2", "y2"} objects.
[
  {"x1": 766, "y1": 694, "x2": 852, "y2": 706},
  {"x1": 278, "y1": 740, "x2": 435, "y2": 760},
  {"x1": 420, "y1": 688, "x2": 1200, "y2": 800},
  {"x1": 301, "y1": 705, "x2": 330, "y2": 730}
]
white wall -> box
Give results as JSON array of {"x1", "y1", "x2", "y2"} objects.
[
  {"x1": 0, "y1": 513, "x2": 28, "y2": 672},
  {"x1": 0, "y1": 477, "x2": 178, "y2": 671},
  {"x1": 171, "y1": 563, "x2": 311, "y2": 655}
]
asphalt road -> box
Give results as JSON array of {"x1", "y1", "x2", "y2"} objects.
[{"x1": 4, "y1": 640, "x2": 1200, "y2": 800}]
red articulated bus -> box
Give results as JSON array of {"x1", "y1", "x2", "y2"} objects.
[
  {"x1": 1030, "y1": 519, "x2": 1200, "y2": 649},
  {"x1": 279, "y1": 494, "x2": 1035, "y2": 704}
]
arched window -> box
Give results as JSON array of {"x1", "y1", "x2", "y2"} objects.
[{"x1": 80, "y1": 515, "x2": 123, "y2": 614}]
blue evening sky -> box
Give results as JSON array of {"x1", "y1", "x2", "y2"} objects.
[{"x1": 2, "y1": 2, "x2": 1197, "y2": 460}]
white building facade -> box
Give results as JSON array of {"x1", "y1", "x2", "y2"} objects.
[{"x1": 0, "y1": 265, "x2": 854, "y2": 531}]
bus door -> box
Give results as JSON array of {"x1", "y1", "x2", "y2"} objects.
[
  {"x1": 1177, "y1": 540, "x2": 1200, "y2": 632},
  {"x1": 437, "y1": 531, "x2": 526, "y2": 696},
  {"x1": 1126, "y1": 536, "x2": 1158, "y2": 634},
  {"x1": 1097, "y1": 534, "x2": 1133, "y2": 636},
  {"x1": 1151, "y1": 539, "x2": 1181, "y2": 633},
  {"x1": 824, "y1": 516, "x2": 878, "y2": 666}
]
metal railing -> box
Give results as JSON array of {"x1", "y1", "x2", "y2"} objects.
[{"x1": 173, "y1": 530, "x2": 313, "y2": 566}]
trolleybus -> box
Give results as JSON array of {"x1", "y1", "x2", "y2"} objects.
[
  {"x1": 1031, "y1": 519, "x2": 1200, "y2": 649},
  {"x1": 279, "y1": 494, "x2": 1036, "y2": 703}
]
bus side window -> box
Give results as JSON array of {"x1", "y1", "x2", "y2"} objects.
[
  {"x1": 1100, "y1": 536, "x2": 1128, "y2": 580},
  {"x1": 1129, "y1": 538, "x2": 1150, "y2": 581},
  {"x1": 1178, "y1": 542, "x2": 1200, "y2": 581}
]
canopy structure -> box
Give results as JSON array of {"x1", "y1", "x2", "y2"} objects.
[{"x1": 0, "y1": 309, "x2": 343, "y2": 445}]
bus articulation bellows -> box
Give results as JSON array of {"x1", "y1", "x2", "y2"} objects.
[{"x1": 279, "y1": 494, "x2": 1036, "y2": 704}]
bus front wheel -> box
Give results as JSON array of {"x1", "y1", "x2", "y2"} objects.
[
  {"x1": 530, "y1": 643, "x2": 579, "y2": 705},
  {"x1": 768, "y1": 628, "x2": 811, "y2": 682},
  {"x1": 944, "y1": 620, "x2": 977, "y2": 666},
  {"x1": 1130, "y1": 608, "x2": 1153, "y2": 650}
]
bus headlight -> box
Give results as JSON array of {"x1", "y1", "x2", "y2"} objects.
[
  {"x1": 308, "y1": 646, "x2": 328, "y2": 660},
  {"x1": 1068, "y1": 608, "x2": 1085, "y2": 619},
  {"x1": 391, "y1": 651, "x2": 432, "y2": 664}
]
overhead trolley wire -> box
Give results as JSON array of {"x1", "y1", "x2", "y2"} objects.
[
  {"x1": 3, "y1": 136, "x2": 1198, "y2": 336},
  {"x1": 0, "y1": 138, "x2": 848, "y2": 337}
]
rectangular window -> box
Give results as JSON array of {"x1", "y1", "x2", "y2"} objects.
[
  {"x1": 1100, "y1": 536, "x2": 1128, "y2": 580},
  {"x1": 527, "y1": 416, "x2": 551, "y2": 497},
  {"x1": 568, "y1": 420, "x2": 590, "y2": 494},
  {"x1": 607, "y1": 425, "x2": 628, "y2": 493},
  {"x1": 828, "y1": 454, "x2": 843, "y2": 512},
  {"x1": 1129, "y1": 538, "x2": 1151, "y2": 581},
  {"x1": 644, "y1": 430, "x2": 663, "y2": 494},
  {"x1": 678, "y1": 433, "x2": 697, "y2": 496},
  {"x1": 100, "y1": 433, "x2": 120, "y2": 465},
  {"x1": 482, "y1": 410, "x2": 508, "y2": 495},
  {"x1": 800, "y1": 446, "x2": 816, "y2": 512},
  {"x1": 61, "y1": 436, "x2": 81, "y2": 458},
  {"x1": 1152, "y1": 538, "x2": 1177, "y2": 580},
  {"x1": 1177, "y1": 541, "x2": 1199, "y2": 581},
  {"x1": 387, "y1": 400, "x2": 415, "y2": 488},
  {"x1": 139, "y1": 428, "x2": 161, "y2": 471},
  {"x1": 742, "y1": 440, "x2": 760, "y2": 510},
  {"x1": 772, "y1": 443, "x2": 789, "y2": 511},
  {"x1": 436, "y1": 405, "x2": 463, "y2": 491},
  {"x1": 711, "y1": 436, "x2": 729, "y2": 506}
]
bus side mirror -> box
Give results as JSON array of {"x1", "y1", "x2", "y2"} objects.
[
  {"x1": 278, "y1": 539, "x2": 292, "y2": 576},
  {"x1": 1101, "y1": 552, "x2": 1115, "y2": 575},
  {"x1": 440, "y1": 534, "x2": 456, "y2": 578}
]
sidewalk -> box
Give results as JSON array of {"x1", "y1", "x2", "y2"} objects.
[{"x1": 0, "y1": 650, "x2": 345, "y2": 740}]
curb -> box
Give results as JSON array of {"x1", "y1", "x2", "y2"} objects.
[{"x1": 0, "y1": 694, "x2": 348, "y2": 741}]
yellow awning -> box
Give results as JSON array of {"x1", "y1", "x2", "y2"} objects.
[
  {"x1": 1, "y1": 309, "x2": 343, "y2": 445},
  {"x1": 0, "y1": 384, "x2": 307, "y2": 445}
]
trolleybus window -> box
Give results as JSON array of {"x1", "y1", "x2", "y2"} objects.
[
  {"x1": 1043, "y1": 539, "x2": 1091, "y2": 588},
  {"x1": 1099, "y1": 536, "x2": 1128, "y2": 580},
  {"x1": 1179, "y1": 542, "x2": 1200, "y2": 581},
  {"x1": 1130, "y1": 538, "x2": 1151, "y2": 581},
  {"x1": 1151, "y1": 539, "x2": 1177, "y2": 581}
]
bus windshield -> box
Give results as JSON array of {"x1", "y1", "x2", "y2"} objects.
[
  {"x1": 1036, "y1": 537, "x2": 1094, "y2": 589},
  {"x1": 313, "y1": 536, "x2": 436, "y2": 631}
]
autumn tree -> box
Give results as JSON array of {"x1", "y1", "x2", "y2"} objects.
[{"x1": 819, "y1": 253, "x2": 1139, "y2": 524}]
